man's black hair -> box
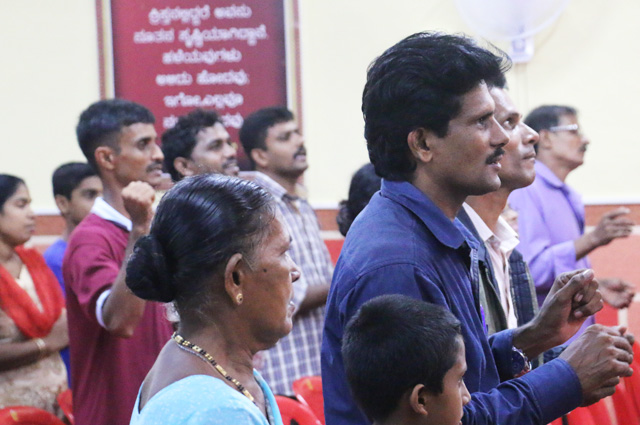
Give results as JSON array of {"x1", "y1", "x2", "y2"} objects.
[
  {"x1": 52, "y1": 162, "x2": 97, "y2": 199},
  {"x1": 362, "y1": 31, "x2": 511, "y2": 181},
  {"x1": 239, "y1": 106, "x2": 294, "y2": 170},
  {"x1": 161, "y1": 109, "x2": 222, "y2": 181},
  {"x1": 524, "y1": 105, "x2": 578, "y2": 133},
  {"x1": 525, "y1": 105, "x2": 578, "y2": 153},
  {"x1": 76, "y1": 98, "x2": 155, "y2": 171},
  {"x1": 342, "y1": 294, "x2": 462, "y2": 422}
]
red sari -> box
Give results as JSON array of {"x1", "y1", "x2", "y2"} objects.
[
  {"x1": 0, "y1": 246, "x2": 64, "y2": 338},
  {"x1": 0, "y1": 246, "x2": 67, "y2": 416}
]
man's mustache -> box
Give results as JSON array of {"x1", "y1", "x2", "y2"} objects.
[
  {"x1": 146, "y1": 161, "x2": 163, "y2": 172},
  {"x1": 486, "y1": 147, "x2": 505, "y2": 164}
]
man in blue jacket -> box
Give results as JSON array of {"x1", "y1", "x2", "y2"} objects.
[{"x1": 322, "y1": 32, "x2": 633, "y2": 425}]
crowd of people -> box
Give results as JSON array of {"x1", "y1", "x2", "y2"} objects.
[{"x1": 0, "y1": 30, "x2": 636, "y2": 425}]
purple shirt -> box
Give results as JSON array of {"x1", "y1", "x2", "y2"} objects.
[{"x1": 509, "y1": 162, "x2": 593, "y2": 338}]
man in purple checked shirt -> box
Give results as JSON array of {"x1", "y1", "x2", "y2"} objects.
[{"x1": 509, "y1": 105, "x2": 635, "y2": 342}]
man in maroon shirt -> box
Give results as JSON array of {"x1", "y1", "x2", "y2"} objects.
[{"x1": 62, "y1": 99, "x2": 172, "y2": 425}]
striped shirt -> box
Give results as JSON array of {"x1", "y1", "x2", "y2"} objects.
[{"x1": 246, "y1": 171, "x2": 333, "y2": 395}]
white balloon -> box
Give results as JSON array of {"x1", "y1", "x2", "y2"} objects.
[{"x1": 454, "y1": 0, "x2": 571, "y2": 41}]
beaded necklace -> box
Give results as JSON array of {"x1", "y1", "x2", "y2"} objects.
[{"x1": 171, "y1": 332, "x2": 255, "y2": 403}]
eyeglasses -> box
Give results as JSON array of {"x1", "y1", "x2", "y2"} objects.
[{"x1": 548, "y1": 124, "x2": 580, "y2": 135}]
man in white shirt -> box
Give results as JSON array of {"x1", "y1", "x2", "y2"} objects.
[
  {"x1": 462, "y1": 203, "x2": 521, "y2": 329},
  {"x1": 458, "y1": 80, "x2": 541, "y2": 335}
]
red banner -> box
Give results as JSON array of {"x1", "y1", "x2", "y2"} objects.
[{"x1": 108, "y1": 1, "x2": 289, "y2": 164}]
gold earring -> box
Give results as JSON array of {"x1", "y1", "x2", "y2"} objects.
[{"x1": 236, "y1": 293, "x2": 243, "y2": 304}]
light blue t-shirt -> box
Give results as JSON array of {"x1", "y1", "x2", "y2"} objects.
[{"x1": 130, "y1": 371, "x2": 283, "y2": 425}]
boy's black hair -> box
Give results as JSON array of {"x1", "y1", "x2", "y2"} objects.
[
  {"x1": 342, "y1": 294, "x2": 462, "y2": 422},
  {"x1": 52, "y1": 162, "x2": 97, "y2": 199}
]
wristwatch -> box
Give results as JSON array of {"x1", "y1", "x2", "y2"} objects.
[{"x1": 511, "y1": 347, "x2": 532, "y2": 378}]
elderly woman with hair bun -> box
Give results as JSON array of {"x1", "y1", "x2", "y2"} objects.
[{"x1": 127, "y1": 174, "x2": 300, "y2": 425}]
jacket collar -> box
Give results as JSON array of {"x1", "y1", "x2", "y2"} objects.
[{"x1": 380, "y1": 179, "x2": 471, "y2": 250}]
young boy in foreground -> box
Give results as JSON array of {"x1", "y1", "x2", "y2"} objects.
[{"x1": 342, "y1": 295, "x2": 471, "y2": 425}]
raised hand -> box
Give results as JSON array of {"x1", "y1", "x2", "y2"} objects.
[
  {"x1": 560, "y1": 325, "x2": 634, "y2": 406},
  {"x1": 122, "y1": 181, "x2": 156, "y2": 233}
]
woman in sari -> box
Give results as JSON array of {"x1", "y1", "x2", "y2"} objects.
[{"x1": 0, "y1": 174, "x2": 68, "y2": 416}]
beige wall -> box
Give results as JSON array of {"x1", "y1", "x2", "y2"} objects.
[
  {"x1": 299, "y1": 0, "x2": 640, "y2": 206},
  {"x1": 0, "y1": 1, "x2": 100, "y2": 212},
  {"x1": 506, "y1": 0, "x2": 640, "y2": 204},
  {"x1": 1, "y1": 1, "x2": 638, "y2": 211},
  {"x1": 299, "y1": 0, "x2": 471, "y2": 206}
]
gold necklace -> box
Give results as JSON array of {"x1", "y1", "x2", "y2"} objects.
[{"x1": 172, "y1": 332, "x2": 255, "y2": 403}]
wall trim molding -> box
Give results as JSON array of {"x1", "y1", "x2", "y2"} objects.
[{"x1": 583, "y1": 197, "x2": 640, "y2": 205}]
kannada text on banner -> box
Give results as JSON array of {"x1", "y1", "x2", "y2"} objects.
[{"x1": 110, "y1": 2, "x2": 288, "y2": 162}]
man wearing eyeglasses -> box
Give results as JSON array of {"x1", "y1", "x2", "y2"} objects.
[
  {"x1": 161, "y1": 108, "x2": 240, "y2": 181},
  {"x1": 509, "y1": 105, "x2": 635, "y2": 342}
]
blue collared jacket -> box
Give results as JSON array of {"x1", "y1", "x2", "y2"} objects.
[{"x1": 321, "y1": 180, "x2": 581, "y2": 425}]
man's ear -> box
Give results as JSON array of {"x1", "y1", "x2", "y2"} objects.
[
  {"x1": 407, "y1": 128, "x2": 435, "y2": 163},
  {"x1": 537, "y1": 130, "x2": 553, "y2": 151},
  {"x1": 95, "y1": 146, "x2": 116, "y2": 172},
  {"x1": 174, "y1": 157, "x2": 195, "y2": 177},
  {"x1": 54, "y1": 195, "x2": 70, "y2": 217},
  {"x1": 409, "y1": 384, "x2": 430, "y2": 417},
  {"x1": 223, "y1": 253, "x2": 246, "y2": 305},
  {"x1": 250, "y1": 148, "x2": 269, "y2": 169}
]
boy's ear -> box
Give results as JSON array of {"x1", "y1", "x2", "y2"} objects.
[
  {"x1": 409, "y1": 384, "x2": 430, "y2": 417},
  {"x1": 54, "y1": 194, "x2": 70, "y2": 216}
]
